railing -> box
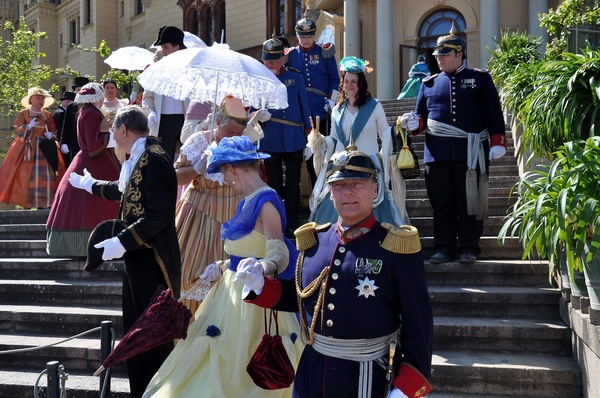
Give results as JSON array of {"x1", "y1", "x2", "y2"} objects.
[{"x1": 0, "y1": 320, "x2": 115, "y2": 398}]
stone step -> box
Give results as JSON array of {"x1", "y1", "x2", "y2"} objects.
[
  {"x1": 406, "y1": 196, "x2": 515, "y2": 218},
  {"x1": 0, "y1": 279, "x2": 122, "y2": 306},
  {"x1": 0, "y1": 240, "x2": 49, "y2": 258},
  {"x1": 0, "y1": 258, "x2": 124, "y2": 281},
  {"x1": 0, "y1": 368, "x2": 129, "y2": 397},
  {"x1": 433, "y1": 316, "x2": 570, "y2": 355},
  {"x1": 0, "y1": 333, "x2": 128, "y2": 375},
  {"x1": 406, "y1": 186, "x2": 513, "y2": 199},
  {"x1": 402, "y1": 174, "x2": 520, "y2": 190},
  {"x1": 431, "y1": 350, "x2": 582, "y2": 397},
  {"x1": 420, "y1": 236, "x2": 523, "y2": 260},
  {"x1": 425, "y1": 260, "x2": 550, "y2": 287},
  {"x1": 0, "y1": 209, "x2": 49, "y2": 225},
  {"x1": 428, "y1": 285, "x2": 561, "y2": 319},
  {"x1": 0, "y1": 223, "x2": 47, "y2": 240},
  {"x1": 411, "y1": 215, "x2": 509, "y2": 237},
  {"x1": 0, "y1": 304, "x2": 122, "y2": 336}
]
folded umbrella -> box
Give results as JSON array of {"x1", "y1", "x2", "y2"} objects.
[{"x1": 93, "y1": 287, "x2": 194, "y2": 376}]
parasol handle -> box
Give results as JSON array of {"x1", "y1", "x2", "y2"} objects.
[
  {"x1": 309, "y1": 116, "x2": 315, "y2": 131},
  {"x1": 315, "y1": 116, "x2": 320, "y2": 134},
  {"x1": 93, "y1": 365, "x2": 105, "y2": 377},
  {"x1": 178, "y1": 279, "x2": 207, "y2": 302}
]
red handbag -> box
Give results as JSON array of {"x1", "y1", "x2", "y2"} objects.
[{"x1": 246, "y1": 309, "x2": 295, "y2": 390}]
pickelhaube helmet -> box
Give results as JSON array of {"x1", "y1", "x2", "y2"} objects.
[
  {"x1": 326, "y1": 149, "x2": 378, "y2": 183},
  {"x1": 295, "y1": 17, "x2": 317, "y2": 36},
  {"x1": 432, "y1": 23, "x2": 465, "y2": 56},
  {"x1": 261, "y1": 35, "x2": 285, "y2": 61}
]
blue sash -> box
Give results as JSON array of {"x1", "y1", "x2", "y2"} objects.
[{"x1": 333, "y1": 97, "x2": 379, "y2": 147}]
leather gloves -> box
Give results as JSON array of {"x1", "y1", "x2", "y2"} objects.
[
  {"x1": 234, "y1": 257, "x2": 265, "y2": 295},
  {"x1": 44, "y1": 131, "x2": 54, "y2": 139},
  {"x1": 60, "y1": 144, "x2": 69, "y2": 154},
  {"x1": 400, "y1": 112, "x2": 419, "y2": 131},
  {"x1": 94, "y1": 237, "x2": 126, "y2": 261},
  {"x1": 68, "y1": 168, "x2": 96, "y2": 194},
  {"x1": 489, "y1": 145, "x2": 506, "y2": 160}
]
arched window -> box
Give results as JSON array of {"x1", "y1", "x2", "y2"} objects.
[
  {"x1": 418, "y1": 9, "x2": 466, "y2": 73},
  {"x1": 215, "y1": 0, "x2": 226, "y2": 43},
  {"x1": 200, "y1": 4, "x2": 214, "y2": 45},
  {"x1": 418, "y1": 9, "x2": 466, "y2": 50}
]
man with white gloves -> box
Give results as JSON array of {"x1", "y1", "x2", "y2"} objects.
[
  {"x1": 68, "y1": 106, "x2": 181, "y2": 398},
  {"x1": 400, "y1": 29, "x2": 507, "y2": 265},
  {"x1": 235, "y1": 149, "x2": 433, "y2": 398}
]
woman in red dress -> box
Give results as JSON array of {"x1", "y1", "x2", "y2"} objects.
[
  {"x1": 46, "y1": 83, "x2": 122, "y2": 257},
  {"x1": 0, "y1": 87, "x2": 65, "y2": 209}
]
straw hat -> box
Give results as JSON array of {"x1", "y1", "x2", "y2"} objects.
[{"x1": 21, "y1": 87, "x2": 55, "y2": 109}]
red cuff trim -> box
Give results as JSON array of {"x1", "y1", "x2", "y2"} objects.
[
  {"x1": 413, "y1": 118, "x2": 425, "y2": 135},
  {"x1": 490, "y1": 133, "x2": 507, "y2": 148},
  {"x1": 392, "y1": 363, "x2": 431, "y2": 397},
  {"x1": 244, "y1": 277, "x2": 282, "y2": 308}
]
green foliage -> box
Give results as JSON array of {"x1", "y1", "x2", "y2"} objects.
[
  {"x1": 487, "y1": 31, "x2": 542, "y2": 89},
  {"x1": 69, "y1": 39, "x2": 111, "y2": 58},
  {"x1": 539, "y1": 0, "x2": 600, "y2": 58},
  {"x1": 519, "y1": 48, "x2": 600, "y2": 158},
  {"x1": 100, "y1": 70, "x2": 140, "y2": 98},
  {"x1": 0, "y1": 18, "x2": 53, "y2": 119}
]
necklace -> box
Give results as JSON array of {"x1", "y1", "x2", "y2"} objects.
[{"x1": 347, "y1": 103, "x2": 358, "y2": 110}]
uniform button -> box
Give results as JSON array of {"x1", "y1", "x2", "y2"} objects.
[
  {"x1": 328, "y1": 303, "x2": 335, "y2": 310},
  {"x1": 332, "y1": 273, "x2": 339, "y2": 280},
  {"x1": 452, "y1": 118, "x2": 456, "y2": 122},
  {"x1": 453, "y1": 105, "x2": 456, "y2": 108},
  {"x1": 326, "y1": 319, "x2": 333, "y2": 327},
  {"x1": 338, "y1": 246, "x2": 346, "y2": 253},
  {"x1": 453, "y1": 98, "x2": 456, "y2": 102},
  {"x1": 334, "y1": 259, "x2": 341, "y2": 266},
  {"x1": 329, "y1": 287, "x2": 336, "y2": 295}
]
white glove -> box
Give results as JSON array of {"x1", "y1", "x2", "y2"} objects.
[
  {"x1": 199, "y1": 262, "x2": 222, "y2": 283},
  {"x1": 304, "y1": 146, "x2": 313, "y2": 161},
  {"x1": 400, "y1": 112, "x2": 419, "y2": 131},
  {"x1": 388, "y1": 388, "x2": 408, "y2": 398},
  {"x1": 324, "y1": 97, "x2": 335, "y2": 112},
  {"x1": 60, "y1": 144, "x2": 69, "y2": 154},
  {"x1": 44, "y1": 131, "x2": 54, "y2": 139},
  {"x1": 68, "y1": 168, "x2": 96, "y2": 194},
  {"x1": 94, "y1": 236, "x2": 126, "y2": 261},
  {"x1": 28, "y1": 119, "x2": 38, "y2": 129},
  {"x1": 193, "y1": 152, "x2": 208, "y2": 175},
  {"x1": 129, "y1": 91, "x2": 137, "y2": 103},
  {"x1": 489, "y1": 145, "x2": 506, "y2": 160},
  {"x1": 234, "y1": 257, "x2": 265, "y2": 295},
  {"x1": 147, "y1": 111, "x2": 157, "y2": 128},
  {"x1": 253, "y1": 109, "x2": 271, "y2": 123}
]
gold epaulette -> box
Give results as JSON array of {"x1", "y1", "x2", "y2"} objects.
[
  {"x1": 380, "y1": 223, "x2": 421, "y2": 254},
  {"x1": 294, "y1": 222, "x2": 330, "y2": 251}
]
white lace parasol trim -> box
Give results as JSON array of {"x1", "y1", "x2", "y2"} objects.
[{"x1": 180, "y1": 130, "x2": 224, "y2": 183}]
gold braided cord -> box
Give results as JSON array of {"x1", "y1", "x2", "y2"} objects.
[{"x1": 296, "y1": 251, "x2": 330, "y2": 345}]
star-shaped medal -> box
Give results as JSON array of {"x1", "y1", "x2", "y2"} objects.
[{"x1": 355, "y1": 276, "x2": 378, "y2": 298}]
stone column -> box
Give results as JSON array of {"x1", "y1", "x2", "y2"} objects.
[
  {"x1": 376, "y1": 0, "x2": 394, "y2": 99},
  {"x1": 529, "y1": 0, "x2": 549, "y2": 54},
  {"x1": 344, "y1": 0, "x2": 360, "y2": 56},
  {"x1": 479, "y1": 0, "x2": 499, "y2": 68}
]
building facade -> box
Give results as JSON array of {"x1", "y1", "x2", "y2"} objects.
[{"x1": 20, "y1": 0, "x2": 558, "y2": 99}]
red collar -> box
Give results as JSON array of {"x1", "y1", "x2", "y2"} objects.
[
  {"x1": 299, "y1": 43, "x2": 316, "y2": 53},
  {"x1": 336, "y1": 214, "x2": 377, "y2": 243}
]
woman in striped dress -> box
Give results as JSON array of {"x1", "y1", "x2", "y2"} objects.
[{"x1": 174, "y1": 95, "x2": 250, "y2": 315}]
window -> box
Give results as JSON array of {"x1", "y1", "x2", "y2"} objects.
[
  {"x1": 60, "y1": 33, "x2": 63, "y2": 48},
  {"x1": 84, "y1": 0, "x2": 91, "y2": 26},
  {"x1": 121, "y1": 1, "x2": 124, "y2": 18},
  {"x1": 136, "y1": 0, "x2": 144, "y2": 15},
  {"x1": 200, "y1": 4, "x2": 213, "y2": 45},
  {"x1": 69, "y1": 18, "x2": 80, "y2": 45},
  {"x1": 215, "y1": 0, "x2": 225, "y2": 43},
  {"x1": 268, "y1": 0, "x2": 302, "y2": 37},
  {"x1": 419, "y1": 9, "x2": 466, "y2": 50}
]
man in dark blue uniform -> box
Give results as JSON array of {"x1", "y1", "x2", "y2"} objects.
[
  {"x1": 401, "y1": 31, "x2": 506, "y2": 264},
  {"x1": 287, "y1": 17, "x2": 340, "y2": 186},
  {"x1": 258, "y1": 36, "x2": 312, "y2": 238},
  {"x1": 236, "y1": 148, "x2": 433, "y2": 398}
]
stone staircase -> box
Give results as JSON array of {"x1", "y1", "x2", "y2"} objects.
[{"x1": 0, "y1": 98, "x2": 583, "y2": 397}]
